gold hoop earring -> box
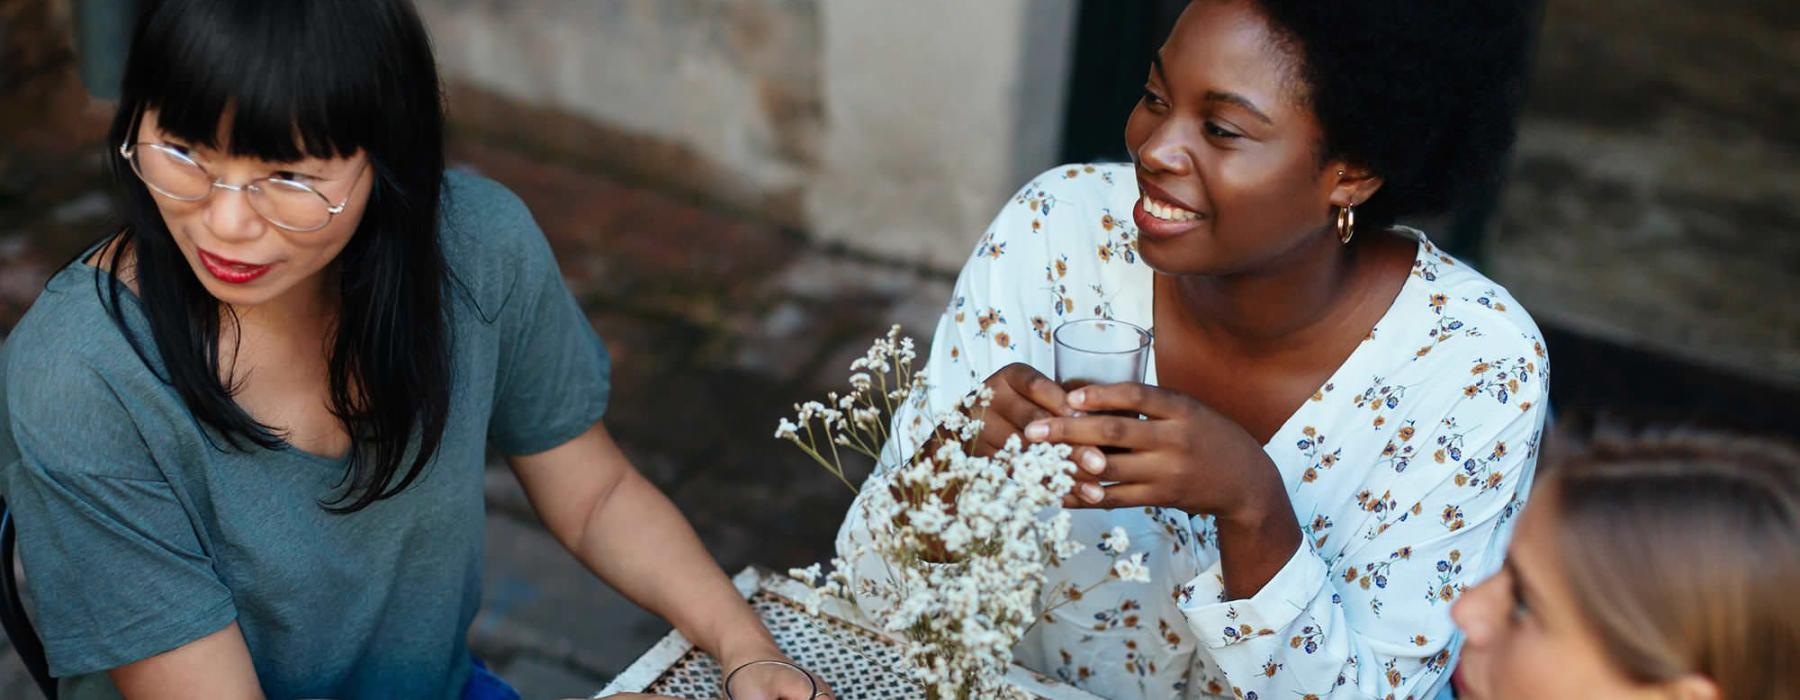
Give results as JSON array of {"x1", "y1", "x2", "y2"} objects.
[{"x1": 1336, "y1": 204, "x2": 1356, "y2": 245}]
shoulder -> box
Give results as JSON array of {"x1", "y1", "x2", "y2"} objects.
[
  {"x1": 440, "y1": 167, "x2": 538, "y2": 238},
  {"x1": 437, "y1": 169, "x2": 559, "y2": 322},
  {"x1": 1011, "y1": 163, "x2": 1137, "y2": 211},
  {"x1": 4, "y1": 266, "x2": 143, "y2": 390},
  {"x1": 968, "y1": 162, "x2": 1142, "y2": 275},
  {"x1": 948, "y1": 164, "x2": 1149, "y2": 345},
  {"x1": 990, "y1": 163, "x2": 1137, "y2": 244},
  {"x1": 1, "y1": 283, "x2": 157, "y2": 477},
  {"x1": 1380, "y1": 231, "x2": 1551, "y2": 414}
]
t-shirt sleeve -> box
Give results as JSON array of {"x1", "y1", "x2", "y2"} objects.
[
  {"x1": 483, "y1": 198, "x2": 612, "y2": 456},
  {"x1": 1, "y1": 361, "x2": 237, "y2": 677}
]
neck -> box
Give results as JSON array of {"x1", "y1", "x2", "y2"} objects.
[{"x1": 1167, "y1": 231, "x2": 1367, "y2": 354}]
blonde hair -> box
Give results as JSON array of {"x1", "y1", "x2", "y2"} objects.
[{"x1": 1544, "y1": 428, "x2": 1800, "y2": 699}]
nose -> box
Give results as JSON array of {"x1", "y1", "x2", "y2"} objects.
[
  {"x1": 1135, "y1": 119, "x2": 1197, "y2": 176},
  {"x1": 1451, "y1": 575, "x2": 1501, "y2": 646},
  {"x1": 201, "y1": 182, "x2": 270, "y2": 244}
]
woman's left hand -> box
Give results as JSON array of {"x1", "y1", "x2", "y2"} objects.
[
  {"x1": 1022, "y1": 382, "x2": 1284, "y2": 518},
  {"x1": 718, "y1": 650, "x2": 835, "y2": 700}
]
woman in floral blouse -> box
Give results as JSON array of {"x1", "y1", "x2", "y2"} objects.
[{"x1": 841, "y1": 0, "x2": 1544, "y2": 697}]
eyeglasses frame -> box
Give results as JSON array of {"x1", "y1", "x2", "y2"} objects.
[{"x1": 118, "y1": 139, "x2": 367, "y2": 233}]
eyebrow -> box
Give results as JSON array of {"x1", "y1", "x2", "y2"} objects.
[
  {"x1": 1204, "y1": 90, "x2": 1274, "y2": 125},
  {"x1": 1148, "y1": 54, "x2": 1275, "y2": 126}
]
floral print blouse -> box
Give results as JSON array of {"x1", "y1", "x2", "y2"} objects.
[{"x1": 836, "y1": 163, "x2": 1550, "y2": 699}]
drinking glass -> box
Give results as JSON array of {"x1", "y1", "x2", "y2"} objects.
[
  {"x1": 1054, "y1": 318, "x2": 1152, "y2": 458},
  {"x1": 1052, "y1": 318, "x2": 1152, "y2": 390}
]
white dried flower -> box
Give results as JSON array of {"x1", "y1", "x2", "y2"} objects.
[
  {"x1": 774, "y1": 324, "x2": 1147, "y2": 697},
  {"x1": 1099, "y1": 526, "x2": 1130, "y2": 554},
  {"x1": 1111, "y1": 552, "x2": 1151, "y2": 583},
  {"x1": 788, "y1": 563, "x2": 823, "y2": 586}
]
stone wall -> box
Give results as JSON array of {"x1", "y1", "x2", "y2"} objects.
[
  {"x1": 1, "y1": 0, "x2": 1791, "y2": 391},
  {"x1": 1491, "y1": 0, "x2": 1798, "y2": 381},
  {"x1": 420, "y1": 1, "x2": 825, "y2": 224},
  {"x1": 419, "y1": 0, "x2": 1076, "y2": 270}
]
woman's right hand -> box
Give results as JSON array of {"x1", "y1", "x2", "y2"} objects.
[
  {"x1": 966, "y1": 363, "x2": 1081, "y2": 457},
  {"x1": 907, "y1": 363, "x2": 1104, "y2": 510}
]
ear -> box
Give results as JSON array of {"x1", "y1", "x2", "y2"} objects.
[
  {"x1": 1660, "y1": 673, "x2": 1720, "y2": 700},
  {"x1": 1327, "y1": 163, "x2": 1384, "y2": 209}
]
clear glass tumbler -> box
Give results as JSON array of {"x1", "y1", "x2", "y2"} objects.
[{"x1": 1052, "y1": 318, "x2": 1152, "y2": 390}]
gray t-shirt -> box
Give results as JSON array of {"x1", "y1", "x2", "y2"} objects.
[{"x1": 0, "y1": 170, "x2": 611, "y2": 699}]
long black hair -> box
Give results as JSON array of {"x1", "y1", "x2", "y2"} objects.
[{"x1": 102, "y1": 0, "x2": 452, "y2": 513}]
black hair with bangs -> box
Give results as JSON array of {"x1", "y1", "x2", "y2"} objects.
[{"x1": 101, "y1": 0, "x2": 451, "y2": 513}]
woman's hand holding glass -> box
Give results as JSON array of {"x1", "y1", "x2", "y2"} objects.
[
  {"x1": 1023, "y1": 382, "x2": 1284, "y2": 521},
  {"x1": 961, "y1": 363, "x2": 1110, "y2": 480}
]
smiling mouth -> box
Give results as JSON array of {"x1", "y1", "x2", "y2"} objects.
[{"x1": 1137, "y1": 194, "x2": 1203, "y2": 222}]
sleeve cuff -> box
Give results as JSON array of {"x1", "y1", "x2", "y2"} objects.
[
  {"x1": 1178, "y1": 540, "x2": 1330, "y2": 650},
  {"x1": 45, "y1": 596, "x2": 238, "y2": 678},
  {"x1": 492, "y1": 392, "x2": 606, "y2": 456}
]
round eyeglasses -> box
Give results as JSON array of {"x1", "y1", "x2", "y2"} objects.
[{"x1": 119, "y1": 140, "x2": 365, "y2": 232}]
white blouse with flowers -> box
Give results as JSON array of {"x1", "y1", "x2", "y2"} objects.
[{"x1": 837, "y1": 163, "x2": 1550, "y2": 699}]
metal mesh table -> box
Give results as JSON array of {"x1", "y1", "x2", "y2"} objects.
[{"x1": 595, "y1": 567, "x2": 1103, "y2": 699}]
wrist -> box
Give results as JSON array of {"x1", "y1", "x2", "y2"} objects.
[
  {"x1": 1217, "y1": 494, "x2": 1287, "y2": 539},
  {"x1": 713, "y1": 629, "x2": 784, "y2": 670},
  {"x1": 1217, "y1": 458, "x2": 1292, "y2": 534}
]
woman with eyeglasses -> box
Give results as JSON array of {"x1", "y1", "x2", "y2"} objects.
[
  {"x1": 1451, "y1": 430, "x2": 1798, "y2": 700},
  {"x1": 0, "y1": 1, "x2": 823, "y2": 698}
]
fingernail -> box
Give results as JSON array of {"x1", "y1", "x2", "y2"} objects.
[
  {"x1": 1069, "y1": 389, "x2": 1087, "y2": 406},
  {"x1": 1081, "y1": 451, "x2": 1105, "y2": 474},
  {"x1": 1081, "y1": 482, "x2": 1105, "y2": 503},
  {"x1": 1024, "y1": 422, "x2": 1049, "y2": 440}
]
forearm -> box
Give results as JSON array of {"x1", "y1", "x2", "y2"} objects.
[
  {"x1": 572, "y1": 470, "x2": 777, "y2": 663},
  {"x1": 1213, "y1": 458, "x2": 1303, "y2": 600}
]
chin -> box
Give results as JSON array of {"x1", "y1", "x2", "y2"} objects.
[{"x1": 1137, "y1": 235, "x2": 1235, "y2": 276}]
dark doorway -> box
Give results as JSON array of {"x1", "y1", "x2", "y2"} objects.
[{"x1": 1057, "y1": 0, "x2": 1186, "y2": 166}]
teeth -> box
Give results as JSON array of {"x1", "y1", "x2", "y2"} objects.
[{"x1": 1139, "y1": 195, "x2": 1200, "y2": 222}]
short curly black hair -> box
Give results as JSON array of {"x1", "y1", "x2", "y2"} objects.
[{"x1": 1252, "y1": 1, "x2": 1541, "y2": 232}]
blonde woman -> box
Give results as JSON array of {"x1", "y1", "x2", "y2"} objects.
[{"x1": 1453, "y1": 430, "x2": 1800, "y2": 699}]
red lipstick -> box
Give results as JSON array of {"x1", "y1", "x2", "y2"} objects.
[{"x1": 197, "y1": 249, "x2": 273, "y2": 284}]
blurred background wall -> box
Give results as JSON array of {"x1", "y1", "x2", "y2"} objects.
[
  {"x1": 420, "y1": 0, "x2": 1078, "y2": 269},
  {"x1": 0, "y1": 0, "x2": 1792, "y2": 696}
]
